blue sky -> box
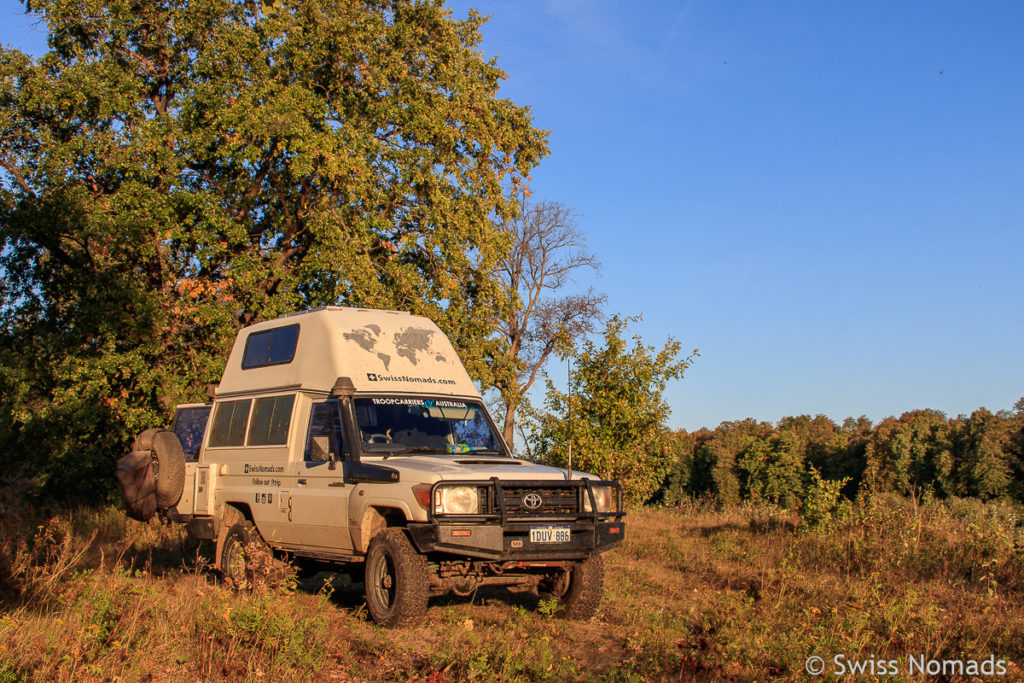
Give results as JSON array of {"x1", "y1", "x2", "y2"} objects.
[
  {"x1": 443, "y1": 0, "x2": 1024, "y2": 430},
  {"x1": 2, "y1": 1, "x2": 1021, "y2": 430}
]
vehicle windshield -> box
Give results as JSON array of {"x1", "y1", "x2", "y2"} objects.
[{"x1": 354, "y1": 397, "x2": 503, "y2": 456}]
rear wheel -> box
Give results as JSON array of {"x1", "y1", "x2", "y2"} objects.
[
  {"x1": 364, "y1": 528, "x2": 429, "y2": 627},
  {"x1": 541, "y1": 555, "x2": 604, "y2": 620},
  {"x1": 220, "y1": 520, "x2": 284, "y2": 590}
]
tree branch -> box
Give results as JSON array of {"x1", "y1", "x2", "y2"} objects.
[{"x1": 0, "y1": 155, "x2": 35, "y2": 198}]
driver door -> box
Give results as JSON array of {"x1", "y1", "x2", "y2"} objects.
[{"x1": 288, "y1": 399, "x2": 353, "y2": 551}]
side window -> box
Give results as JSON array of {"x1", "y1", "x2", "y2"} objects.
[
  {"x1": 242, "y1": 324, "x2": 299, "y2": 369},
  {"x1": 208, "y1": 399, "x2": 251, "y2": 447},
  {"x1": 305, "y1": 400, "x2": 343, "y2": 462},
  {"x1": 247, "y1": 395, "x2": 296, "y2": 446},
  {"x1": 172, "y1": 405, "x2": 212, "y2": 461}
]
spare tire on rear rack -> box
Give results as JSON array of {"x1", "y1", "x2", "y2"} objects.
[{"x1": 116, "y1": 429, "x2": 186, "y2": 521}]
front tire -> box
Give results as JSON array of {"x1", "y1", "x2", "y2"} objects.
[
  {"x1": 543, "y1": 555, "x2": 604, "y2": 620},
  {"x1": 364, "y1": 528, "x2": 429, "y2": 627}
]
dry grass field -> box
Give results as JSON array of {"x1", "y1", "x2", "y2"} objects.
[{"x1": 1, "y1": 494, "x2": 1022, "y2": 681}]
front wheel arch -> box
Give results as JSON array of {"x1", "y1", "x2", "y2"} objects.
[
  {"x1": 214, "y1": 503, "x2": 253, "y2": 569},
  {"x1": 354, "y1": 505, "x2": 409, "y2": 553}
]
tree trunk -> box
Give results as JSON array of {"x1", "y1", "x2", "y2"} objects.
[{"x1": 502, "y1": 399, "x2": 518, "y2": 450}]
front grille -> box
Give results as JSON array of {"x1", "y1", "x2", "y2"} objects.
[{"x1": 497, "y1": 485, "x2": 579, "y2": 516}]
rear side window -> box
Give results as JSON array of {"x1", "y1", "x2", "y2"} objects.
[
  {"x1": 242, "y1": 324, "x2": 299, "y2": 369},
  {"x1": 247, "y1": 395, "x2": 295, "y2": 446},
  {"x1": 172, "y1": 405, "x2": 211, "y2": 461},
  {"x1": 208, "y1": 399, "x2": 251, "y2": 447}
]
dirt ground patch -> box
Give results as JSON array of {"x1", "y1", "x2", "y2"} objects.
[{"x1": 1, "y1": 500, "x2": 1022, "y2": 681}]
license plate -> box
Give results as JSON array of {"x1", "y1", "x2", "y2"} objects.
[{"x1": 529, "y1": 526, "x2": 570, "y2": 543}]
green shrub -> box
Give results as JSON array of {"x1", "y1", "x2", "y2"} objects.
[{"x1": 799, "y1": 468, "x2": 850, "y2": 531}]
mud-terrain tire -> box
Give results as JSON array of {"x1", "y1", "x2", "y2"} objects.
[
  {"x1": 219, "y1": 520, "x2": 284, "y2": 589},
  {"x1": 544, "y1": 555, "x2": 604, "y2": 620},
  {"x1": 364, "y1": 528, "x2": 429, "y2": 627},
  {"x1": 139, "y1": 430, "x2": 185, "y2": 508},
  {"x1": 132, "y1": 428, "x2": 162, "y2": 453}
]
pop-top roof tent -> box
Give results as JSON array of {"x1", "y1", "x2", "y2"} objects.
[{"x1": 216, "y1": 307, "x2": 478, "y2": 398}]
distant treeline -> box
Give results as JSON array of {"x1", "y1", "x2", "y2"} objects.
[{"x1": 659, "y1": 400, "x2": 1024, "y2": 507}]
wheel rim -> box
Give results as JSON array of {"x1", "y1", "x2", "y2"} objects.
[
  {"x1": 369, "y1": 551, "x2": 397, "y2": 613},
  {"x1": 224, "y1": 537, "x2": 246, "y2": 582},
  {"x1": 548, "y1": 569, "x2": 571, "y2": 597}
]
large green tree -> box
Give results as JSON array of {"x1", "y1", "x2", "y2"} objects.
[
  {"x1": 0, "y1": 0, "x2": 547, "y2": 500},
  {"x1": 682, "y1": 419, "x2": 772, "y2": 506},
  {"x1": 530, "y1": 315, "x2": 697, "y2": 504},
  {"x1": 864, "y1": 410, "x2": 953, "y2": 497},
  {"x1": 955, "y1": 408, "x2": 1013, "y2": 500},
  {"x1": 737, "y1": 431, "x2": 805, "y2": 509}
]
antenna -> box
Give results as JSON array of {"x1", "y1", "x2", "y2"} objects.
[{"x1": 566, "y1": 353, "x2": 573, "y2": 481}]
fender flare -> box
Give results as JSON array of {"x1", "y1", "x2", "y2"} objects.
[
  {"x1": 351, "y1": 499, "x2": 413, "y2": 553},
  {"x1": 214, "y1": 504, "x2": 247, "y2": 569}
]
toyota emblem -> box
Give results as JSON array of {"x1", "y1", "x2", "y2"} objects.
[{"x1": 522, "y1": 492, "x2": 543, "y2": 510}]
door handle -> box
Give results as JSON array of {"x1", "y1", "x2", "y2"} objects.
[{"x1": 297, "y1": 478, "x2": 308, "y2": 485}]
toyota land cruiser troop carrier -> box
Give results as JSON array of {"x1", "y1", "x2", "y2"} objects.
[{"x1": 117, "y1": 307, "x2": 625, "y2": 626}]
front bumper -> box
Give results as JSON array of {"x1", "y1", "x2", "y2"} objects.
[
  {"x1": 406, "y1": 519, "x2": 625, "y2": 560},
  {"x1": 410, "y1": 478, "x2": 627, "y2": 560}
]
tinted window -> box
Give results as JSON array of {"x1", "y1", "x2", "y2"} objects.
[
  {"x1": 209, "y1": 399, "x2": 251, "y2": 447},
  {"x1": 305, "y1": 400, "x2": 343, "y2": 462},
  {"x1": 268, "y1": 326, "x2": 299, "y2": 363},
  {"x1": 247, "y1": 395, "x2": 295, "y2": 446},
  {"x1": 243, "y1": 332, "x2": 271, "y2": 369},
  {"x1": 242, "y1": 325, "x2": 299, "y2": 369},
  {"x1": 172, "y1": 405, "x2": 211, "y2": 461}
]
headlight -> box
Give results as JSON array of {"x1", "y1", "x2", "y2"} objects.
[
  {"x1": 583, "y1": 485, "x2": 613, "y2": 513},
  {"x1": 434, "y1": 485, "x2": 480, "y2": 515}
]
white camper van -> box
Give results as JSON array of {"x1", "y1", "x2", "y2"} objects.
[{"x1": 117, "y1": 307, "x2": 625, "y2": 626}]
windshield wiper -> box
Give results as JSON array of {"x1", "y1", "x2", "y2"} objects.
[{"x1": 383, "y1": 446, "x2": 449, "y2": 459}]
